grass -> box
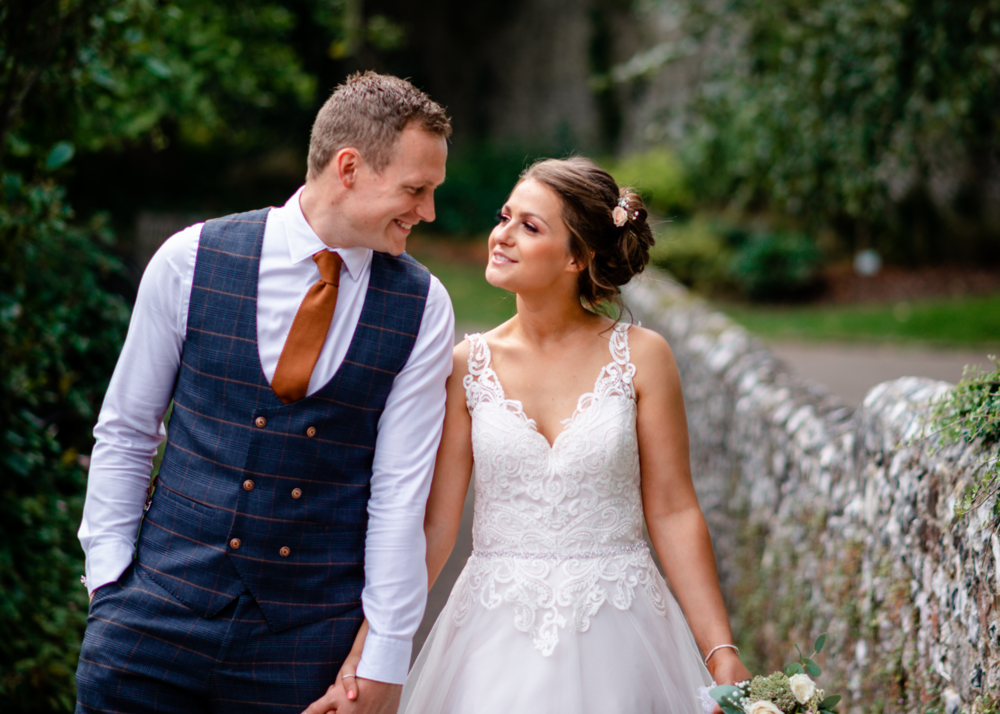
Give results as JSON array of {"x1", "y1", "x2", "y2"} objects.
[
  {"x1": 410, "y1": 237, "x2": 1000, "y2": 347},
  {"x1": 720, "y1": 293, "x2": 1000, "y2": 347},
  {"x1": 409, "y1": 253, "x2": 516, "y2": 329}
]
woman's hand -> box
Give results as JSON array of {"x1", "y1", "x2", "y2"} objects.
[
  {"x1": 339, "y1": 619, "x2": 369, "y2": 702},
  {"x1": 335, "y1": 647, "x2": 363, "y2": 703},
  {"x1": 707, "y1": 649, "x2": 752, "y2": 714}
]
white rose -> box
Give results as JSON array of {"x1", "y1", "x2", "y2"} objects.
[
  {"x1": 789, "y1": 673, "x2": 817, "y2": 704},
  {"x1": 745, "y1": 701, "x2": 783, "y2": 714}
]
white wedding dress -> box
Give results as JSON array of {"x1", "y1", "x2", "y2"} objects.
[{"x1": 400, "y1": 323, "x2": 712, "y2": 713}]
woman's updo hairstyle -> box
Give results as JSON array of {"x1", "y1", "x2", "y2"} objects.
[{"x1": 518, "y1": 157, "x2": 654, "y2": 312}]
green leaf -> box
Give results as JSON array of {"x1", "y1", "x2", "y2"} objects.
[
  {"x1": 722, "y1": 707, "x2": 743, "y2": 714},
  {"x1": 44, "y1": 142, "x2": 75, "y2": 170},
  {"x1": 710, "y1": 684, "x2": 743, "y2": 702},
  {"x1": 818, "y1": 694, "x2": 841, "y2": 709},
  {"x1": 814, "y1": 633, "x2": 827, "y2": 653},
  {"x1": 143, "y1": 55, "x2": 173, "y2": 79},
  {"x1": 786, "y1": 662, "x2": 804, "y2": 675},
  {"x1": 804, "y1": 658, "x2": 821, "y2": 677}
]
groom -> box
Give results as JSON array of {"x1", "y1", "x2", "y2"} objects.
[{"x1": 75, "y1": 72, "x2": 454, "y2": 714}]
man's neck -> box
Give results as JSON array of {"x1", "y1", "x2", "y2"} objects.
[{"x1": 299, "y1": 179, "x2": 355, "y2": 249}]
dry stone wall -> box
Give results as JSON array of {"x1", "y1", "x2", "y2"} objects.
[{"x1": 624, "y1": 271, "x2": 1000, "y2": 714}]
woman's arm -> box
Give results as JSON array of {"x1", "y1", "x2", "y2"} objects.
[
  {"x1": 424, "y1": 340, "x2": 475, "y2": 591},
  {"x1": 630, "y1": 327, "x2": 751, "y2": 687}
]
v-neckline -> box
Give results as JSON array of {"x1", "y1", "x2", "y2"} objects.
[{"x1": 478, "y1": 327, "x2": 626, "y2": 450}]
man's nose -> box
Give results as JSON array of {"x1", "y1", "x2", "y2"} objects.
[{"x1": 415, "y1": 192, "x2": 436, "y2": 223}]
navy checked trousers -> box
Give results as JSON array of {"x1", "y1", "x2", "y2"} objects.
[{"x1": 75, "y1": 564, "x2": 361, "y2": 713}]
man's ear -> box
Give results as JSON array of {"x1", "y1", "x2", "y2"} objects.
[{"x1": 333, "y1": 147, "x2": 363, "y2": 187}]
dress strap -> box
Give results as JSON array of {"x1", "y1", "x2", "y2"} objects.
[
  {"x1": 463, "y1": 333, "x2": 498, "y2": 413},
  {"x1": 608, "y1": 322, "x2": 632, "y2": 369},
  {"x1": 465, "y1": 333, "x2": 491, "y2": 376}
]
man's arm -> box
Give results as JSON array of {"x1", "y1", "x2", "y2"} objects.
[
  {"x1": 77, "y1": 225, "x2": 199, "y2": 594},
  {"x1": 356, "y1": 275, "x2": 455, "y2": 683}
]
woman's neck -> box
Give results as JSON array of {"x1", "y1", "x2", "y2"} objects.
[{"x1": 511, "y1": 290, "x2": 600, "y2": 346}]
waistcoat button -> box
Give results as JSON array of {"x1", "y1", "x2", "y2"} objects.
[
  {"x1": 242, "y1": 479, "x2": 254, "y2": 491},
  {"x1": 291, "y1": 488, "x2": 302, "y2": 499},
  {"x1": 279, "y1": 546, "x2": 291, "y2": 557},
  {"x1": 230, "y1": 538, "x2": 242, "y2": 550},
  {"x1": 306, "y1": 426, "x2": 317, "y2": 438},
  {"x1": 254, "y1": 416, "x2": 267, "y2": 428}
]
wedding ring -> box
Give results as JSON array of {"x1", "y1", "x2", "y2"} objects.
[{"x1": 341, "y1": 674, "x2": 357, "y2": 679}]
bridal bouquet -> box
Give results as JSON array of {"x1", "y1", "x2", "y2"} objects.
[{"x1": 705, "y1": 635, "x2": 841, "y2": 714}]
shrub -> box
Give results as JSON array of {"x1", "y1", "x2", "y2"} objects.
[
  {"x1": 605, "y1": 148, "x2": 693, "y2": 217},
  {"x1": 0, "y1": 172, "x2": 129, "y2": 711},
  {"x1": 650, "y1": 218, "x2": 734, "y2": 291},
  {"x1": 730, "y1": 231, "x2": 824, "y2": 301}
]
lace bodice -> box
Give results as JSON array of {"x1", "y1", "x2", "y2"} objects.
[{"x1": 453, "y1": 323, "x2": 666, "y2": 655}]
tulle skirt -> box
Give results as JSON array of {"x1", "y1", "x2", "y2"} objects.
[{"x1": 400, "y1": 556, "x2": 712, "y2": 713}]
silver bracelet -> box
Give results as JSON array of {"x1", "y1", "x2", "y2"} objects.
[{"x1": 704, "y1": 644, "x2": 739, "y2": 665}]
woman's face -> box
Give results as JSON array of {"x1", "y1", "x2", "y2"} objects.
[{"x1": 485, "y1": 178, "x2": 582, "y2": 295}]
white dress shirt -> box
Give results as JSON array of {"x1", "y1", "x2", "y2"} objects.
[{"x1": 78, "y1": 187, "x2": 455, "y2": 684}]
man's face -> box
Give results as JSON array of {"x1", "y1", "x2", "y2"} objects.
[{"x1": 346, "y1": 125, "x2": 448, "y2": 255}]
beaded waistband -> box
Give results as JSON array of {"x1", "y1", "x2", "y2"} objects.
[{"x1": 471, "y1": 541, "x2": 648, "y2": 560}]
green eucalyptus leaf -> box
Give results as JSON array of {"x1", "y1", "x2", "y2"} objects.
[
  {"x1": 786, "y1": 662, "x2": 804, "y2": 675},
  {"x1": 710, "y1": 684, "x2": 742, "y2": 702},
  {"x1": 44, "y1": 142, "x2": 75, "y2": 170},
  {"x1": 804, "y1": 658, "x2": 821, "y2": 677},
  {"x1": 814, "y1": 633, "x2": 827, "y2": 653},
  {"x1": 818, "y1": 694, "x2": 841, "y2": 708}
]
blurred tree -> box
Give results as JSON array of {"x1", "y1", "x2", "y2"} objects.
[
  {"x1": 0, "y1": 1, "x2": 347, "y2": 709},
  {"x1": 678, "y1": 0, "x2": 1000, "y2": 263}
]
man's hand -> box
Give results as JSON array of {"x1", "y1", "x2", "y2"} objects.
[{"x1": 302, "y1": 677, "x2": 401, "y2": 714}]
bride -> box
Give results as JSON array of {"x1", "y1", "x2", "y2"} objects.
[{"x1": 310, "y1": 157, "x2": 750, "y2": 713}]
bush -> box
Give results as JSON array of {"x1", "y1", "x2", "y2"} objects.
[
  {"x1": 431, "y1": 142, "x2": 546, "y2": 236},
  {"x1": 730, "y1": 230, "x2": 824, "y2": 301},
  {"x1": 650, "y1": 218, "x2": 734, "y2": 291},
  {"x1": 0, "y1": 173, "x2": 129, "y2": 712},
  {"x1": 605, "y1": 148, "x2": 693, "y2": 217}
]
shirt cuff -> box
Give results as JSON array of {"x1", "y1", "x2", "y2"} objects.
[
  {"x1": 356, "y1": 632, "x2": 413, "y2": 684},
  {"x1": 83, "y1": 541, "x2": 136, "y2": 595}
]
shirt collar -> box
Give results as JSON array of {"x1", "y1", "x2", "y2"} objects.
[{"x1": 281, "y1": 186, "x2": 369, "y2": 281}]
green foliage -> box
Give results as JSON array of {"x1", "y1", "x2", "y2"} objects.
[
  {"x1": 677, "y1": 0, "x2": 1000, "y2": 261},
  {"x1": 1, "y1": 0, "x2": 328, "y2": 168},
  {"x1": 432, "y1": 142, "x2": 544, "y2": 236},
  {"x1": 604, "y1": 148, "x2": 693, "y2": 216},
  {"x1": 927, "y1": 357, "x2": 1000, "y2": 517},
  {"x1": 651, "y1": 219, "x2": 823, "y2": 300},
  {"x1": 730, "y1": 231, "x2": 823, "y2": 300},
  {"x1": 650, "y1": 218, "x2": 734, "y2": 291},
  {"x1": 0, "y1": 172, "x2": 130, "y2": 711}
]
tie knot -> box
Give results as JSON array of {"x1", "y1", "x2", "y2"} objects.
[{"x1": 313, "y1": 250, "x2": 343, "y2": 286}]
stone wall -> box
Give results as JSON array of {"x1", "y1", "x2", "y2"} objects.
[{"x1": 624, "y1": 271, "x2": 1000, "y2": 714}]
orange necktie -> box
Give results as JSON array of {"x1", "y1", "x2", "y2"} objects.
[{"x1": 271, "y1": 250, "x2": 343, "y2": 404}]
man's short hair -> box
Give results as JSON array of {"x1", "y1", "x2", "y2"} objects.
[{"x1": 307, "y1": 71, "x2": 452, "y2": 180}]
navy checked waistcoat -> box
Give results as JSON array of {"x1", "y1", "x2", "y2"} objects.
[{"x1": 136, "y1": 208, "x2": 430, "y2": 632}]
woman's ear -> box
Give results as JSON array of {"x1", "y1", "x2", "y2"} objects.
[{"x1": 567, "y1": 249, "x2": 594, "y2": 274}]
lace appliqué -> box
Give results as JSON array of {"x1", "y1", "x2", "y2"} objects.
[{"x1": 457, "y1": 323, "x2": 666, "y2": 656}]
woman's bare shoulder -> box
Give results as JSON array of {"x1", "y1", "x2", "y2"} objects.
[{"x1": 626, "y1": 324, "x2": 676, "y2": 365}]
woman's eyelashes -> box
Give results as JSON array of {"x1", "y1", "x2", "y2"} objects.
[{"x1": 494, "y1": 208, "x2": 538, "y2": 233}]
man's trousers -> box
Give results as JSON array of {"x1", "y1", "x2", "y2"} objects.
[{"x1": 75, "y1": 563, "x2": 361, "y2": 713}]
